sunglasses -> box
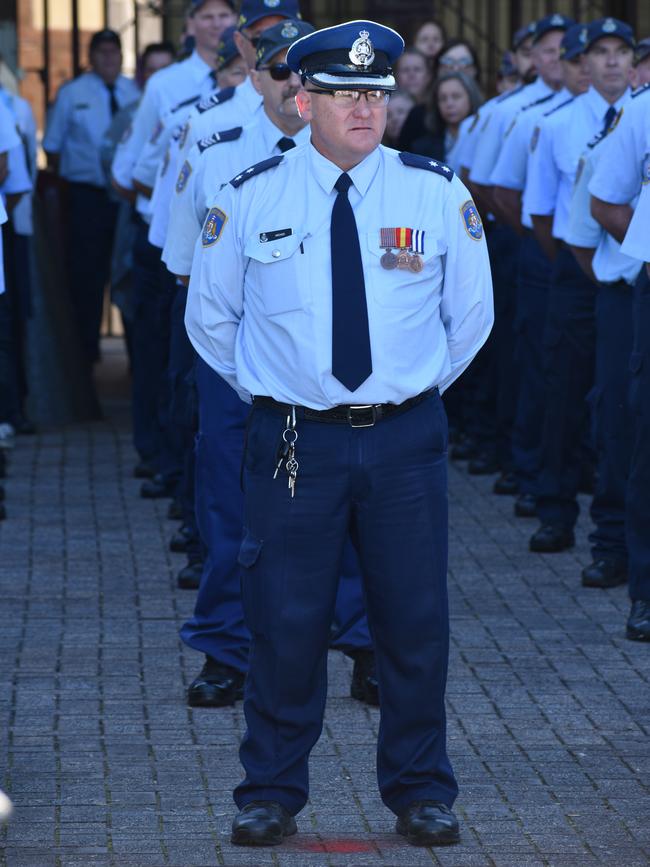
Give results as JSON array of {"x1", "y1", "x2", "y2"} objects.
[{"x1": 257, "y1": 62, "x2": 293, "y2": 81}]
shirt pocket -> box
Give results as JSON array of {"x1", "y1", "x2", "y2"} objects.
[
  {"x1": 364, "y1": 230, "x2": 444, "y2": 310},
  {"x1": 244, "y1": 230, "x2": 310, "y2": 316}
]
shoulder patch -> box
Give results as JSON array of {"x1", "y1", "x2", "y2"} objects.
[
  {"x1": 496, "y1": 84, "x2": 524, "y2": 103},
  {"x1": 171, "y1": 93, "x2": 200, "y2": 114},
  {"x1": 460, "y1": 200, "x2": 483, "y2": 241},
  {"x1": 543, "y1": 97, "x2": 574, "y2": 118},
  {"x1": 230, "y1": 155, "x2": 284, "y2": 188},
  {"x1": 197, "y1": 126, "x2": 243, "y2": 154},
  {"x1": 399, "y1": 152, "x2": 454, "y2": 181},
  {"x1": 149, "y1": 119, "x2": 164, "y2": 144},
  {"x1": 530, "y1": 126, "x2": 541, "y2": 152},
  {"x1": 197, "y1": 86, "x2": 235, "y2": 114},
  {"x1": 202, "y1": 207, "x2": 228, "y2": 247},
  {"x1": 522, "y1": 92, "x2": 555, "y2": 112},
  {"x1": 176, "y1": 160, "x2": 192, "y2": 193},
  {"x1": 632, "y1": 81, "x2": 650, "y2": 99},
  {"x1": 467, "y1": 112, "x2": 480, "y2": 134}
]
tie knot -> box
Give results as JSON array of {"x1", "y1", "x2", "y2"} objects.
[
  {"x1": 335, "y1": 173, "x2": 353, "y2": 194},
  {"x1": 277, "y1": 136, "x2": 296, "y2": 153}
]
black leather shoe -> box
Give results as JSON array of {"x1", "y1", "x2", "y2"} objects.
[
  {"x1": 169, "y1": 524, "x2": 195, "y2": 553},
  {"x1": 187, "y1": 657, "x2": 244, "y2": 707},
  {"x1": 529, "y1": 524, "x2": 574, "y2": 553},
  {"x1": 350, "y1": 650, "x2": 379, "y2": 706},
  {"x1": 177, "y1": 560, "x2": 203, "y2": 590},
  {"x1": 231, "y1": 801, "x2": 297, "y2": 846},
  {"x1": 468, "y1": 455, "x2": 499, "y2": 475},
  {"x1": 450, "y1": 438, "x2": 478, "y2": 461},
  {"x1": 396, "y1": 801, "x2": 460, "y2": 846},
  {"x1": 167, "y1": 498, "x2": 184, "y2": 520},
  {"x1": 514, "y1": 493, "x2": 537, "y2": 518},
  {"x1": 626, "y1": 601, "x2": 650, "y2": 642},
  {"x1": 133, "y1": 461, "x2": 155, "y2": 479},
  {"x1": 581, "y1": 559, "x2": 627, "y2": 589},
  {"x1": 140, "y1": 475, "x2": 176, "y2": 499},
  {"x1": 493, "y1": 472, "x2": 519, "y2": 496}
]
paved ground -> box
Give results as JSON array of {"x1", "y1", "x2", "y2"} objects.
[{"x1": 1, "y1": 339, "x2": 649, "y2": 867}]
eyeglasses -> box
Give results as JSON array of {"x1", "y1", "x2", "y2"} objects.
[
  {"x1": 438, "y1": 56, "x2": 475, "y2": 69},
  {"x1": 257, "y1": 62, "x2": 293, "y2": 81},
  {"x1": 306, "y1": 89, "x2": 390, "y2": 106}
]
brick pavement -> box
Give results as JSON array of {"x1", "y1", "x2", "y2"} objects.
[{"x1": 0, "y1": 339, "x2": 649, "y2": 867}]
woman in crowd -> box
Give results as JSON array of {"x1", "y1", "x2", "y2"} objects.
[
  {"x1": 394, "y1": 47, "x2": 432, "y2": 105},
  {"x1": 413, "y1": 19, "x2": 447, "y2": 63},
  {"x1": 383, "y1": 90, "x2": 415, "y2": 147}
]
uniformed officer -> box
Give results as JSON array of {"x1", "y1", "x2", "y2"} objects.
[
  {"x1": 590, "y1": 74, "x2": 650, "y2": 641},
  {"x1": 186, "y1": 20, "x2": 493, "y2": 847},
  {"x1": 524, "y1": 17, "x2": 634, "y2": 553}
]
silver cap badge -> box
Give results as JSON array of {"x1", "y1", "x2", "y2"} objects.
[{"x1": 349, "y1": 30, "x2": 375, "y2": 68}]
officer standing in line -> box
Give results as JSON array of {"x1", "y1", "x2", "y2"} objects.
[
  {"x1": 43, "y1": 29, "x2": 140, "y2": 366},
  {"x1": 186, "y1": 19, "x2": 493, "y2": 847},
  {"x1": 524, "y1": 17, "x2": 634, "y2": 554},
  {"x1": 590, "y1": 72, "x2": 650, "y2": 641},
  {"x1": 488, "y1": 23, "x2": 589, "y2": 516}
]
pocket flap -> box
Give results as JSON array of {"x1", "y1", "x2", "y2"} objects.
[
  {"x1": 629, "y1": 352, "x2": 644, "y2": 373},
  {"x1": 237, "y1": 531, "x2": 263, "y2": 568},
  {"x1": 245, "y1": 231, "x2": 303, "y2": 264}
]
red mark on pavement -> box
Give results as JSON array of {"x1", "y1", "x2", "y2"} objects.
[{"x1": 295, "y1": 838, "x2": 376, "y2": 853}]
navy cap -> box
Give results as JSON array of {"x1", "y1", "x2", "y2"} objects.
[
  {"x1": 585, "y1": 17, "x2": 635, "y2": 51},
  {"x1": 532, "y1": 13, "x2": 575, "y2": 44},
  {"x1": 512, "y1": 22, "x2": 535, "y2": 51},
  {"x1": 560, "y1": 23, "x2": 588, "y2": 60},
  {"x1": 255, "y1": 19, "x2": 315, "y2": 67},
  {"x1": 287, "y1": 20, "x2": 405, "y2": 91},
  {"x1": 188, "y1": 0, "x2": 235, "y2": 13},
  {"x1": 238, "y1": 0, "x2": 301, "y2": 32},
  {"x1": 635, "y1": 37, "x2": 650, "y2": 65},
  {"x1": 216, "y1": 26, "x2": 239, "y2": 70},
  {"x1": 498, "y1": 51, "x2": 517, "y2": 78},
  {"x1": 89, "y1": 29, "x2": 121, "y2": 51}
]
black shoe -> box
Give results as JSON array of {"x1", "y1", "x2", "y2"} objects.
[
  {"x1": 140, "y1": 475, "x2": 175, "y2": 499},
  {"x1": 626, "y1": 601, "x2": 650, "y2": 642},
  {"x1": 529, "y1": 524, "x2": 574, "y2": 553},
  {"x1": 396, "y1": 801, "x2": 460, "y2": 846},
  {"x1": 167, "y1": 498, "x2": 184, "y2": 520},
  {"x1": 581, "y1": 559, "x2": 627, "y2": 589},
  {"x1": 231, "y1": 801, "x2": 297, "y2": 846},
  {"x1": 169, "y1": 524, "x2": 195, "y2": 553},
  {"x1": 468, "y1": 455, "x2": 499, "y2": 475},
  {"x1": 350, "y1": 650, "x2": 379, "y2": 706},
  {"x1": 133, "y1": 461, "x2": 155, "y2": 479},
  {"x1": 493, "y1": 472, "x2": 519, "y2": 496},
  {"x1": 177, "y1": 560, "x2": 203, "y2": 590},
  {"x1": 450, "y1": 438, "x2": 478, "y2": 461},
  {"x1": 187, "y1": 657, "x2": 245, "y2": 707},
  {"x1": 514, "y1": 493, "x2": 537, "y2": 518}
]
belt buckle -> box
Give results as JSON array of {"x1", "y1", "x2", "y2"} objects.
[{"x1": 347, "y1": 404, "x2": 377, "y2": 428}]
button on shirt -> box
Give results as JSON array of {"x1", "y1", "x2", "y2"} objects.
[
  {"x1": 185, "y1": 143, "x2": 494, "y2": 408},
  {"x1": 164, "y1": 112, "x2": 310, "y2": 276},
  {"x1": 525, "y1": 86, "x2": 631, "y2": 241},
  {"x1": 44, "y1": 72, "x2": 140, "y2": 187}
]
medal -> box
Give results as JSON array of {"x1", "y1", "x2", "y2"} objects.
[
  {"x1": 396, "y1": 251, "x2": 411, "y2": 270},
  {"x1": 381, "y1": 251, "x2": 398, "y2": 269},
  {"x1": 380, "y1": 228, "x2": 426, "y2": 274},
  {"x1": 408, "y1": 253, "x2": 424, "y2": 273}
]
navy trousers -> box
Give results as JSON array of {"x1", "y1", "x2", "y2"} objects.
[
  {"x1": 180, "y1": 360, "x2": 372, "y2": 671},
  {"x1": 589, "y1": 280, "x2": 634, "y2": 565},
  {"x1": 627, "y1": 270, "x2": 650, "y2": 603},
  {"x1": 234, "y1": 390, "x2": 457, "y2": 816},
  {"x1": 511, "y1": 232, "x2": 552, "y2": 496},
  {"x1": 536, "y1": 247, "x2": 596, "y2": 529}
]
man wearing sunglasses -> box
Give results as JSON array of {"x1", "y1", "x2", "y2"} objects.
[{"x1": 186, "y1": 19, "x2": 493, "y2": 848}]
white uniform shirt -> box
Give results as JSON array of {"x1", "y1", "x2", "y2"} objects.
[
  {"x1": 0, "y1": 89, "x2": 37, "y2": 235},
  {"x1": 0, "y1": 98, "x2": 20, "y2": 153},
  {"x1": 186, "y1": 143, "x2": 494, "y2": 408},
  {"x1": 525, "y1": 86, "x2": 631, "y2": 241},
  {"x1": 469, "y1": 78, "x2": 554, "y2": 185},
  {"x1": 446, "y1": 114, "x2": 474, "y2": 174},
  {"x1": 43, "y1": 72, "x2": 140, "y2": 187},
  {"x1": 621, "y1": 178, "x2": 650, "y2": 262},
  {"x1": 457, "y1": 88, "x2": 520, "y2": 174},
  {"x1": 164, "y1": 112, "x2": 310, "y2": 276}
]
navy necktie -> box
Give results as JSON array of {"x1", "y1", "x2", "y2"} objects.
[
  {"x1": 277, "y1": 136, "x2": 296, "y2": 153},
  {"x1": 602, "y1": 105, "x2": 617, "y2": 135},
  {"x1": 330, "y1": 172, "x2": 372, "y2": 392},
  {"x1": 106, "y1": 82, "x2": 119, "y2": 116}
]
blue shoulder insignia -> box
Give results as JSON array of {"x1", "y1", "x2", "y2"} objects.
[
  {"x1": 171, "y1": 93, "x2": 200, "y2": 114},
  {"x1": 543, "y1": 97, "x2": 574, "y2": 118},
  {"x1": 632, "y1": 81, "x2": 650, "y2": 99},
  {"x1": 197, "y1": 126, "x2": 243, "y2": 153},
  {"x1": 399, "y1": 152, "x2": 454, "y2": 181},
  {"x1": 522, "y1": 92, "x2": 555, "y2": 112},
  {"x1": 496, "y1": 83, "x2": 524, "y2": 103},
  {"x1": 197, "y1": 86, "x2": 235, "y2": 114},
  {"x1": 230, "y1": 155, "x2": 284, "y2": 188}
]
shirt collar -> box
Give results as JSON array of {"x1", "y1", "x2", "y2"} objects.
[
  {"x1": 309, "y1": 143, "x2": 381, "y2": 196},
  {"x1": 524, "y1": 77, "x2": 555, "y2": 101},
  {"x1": 237, "y1": 76, "x2": 264, "y2": 111},
  {"x1": 257, "y1": 110, "x2": 311, "y2": 152},
  {"x1": 583, "y1": 84, "x2": 631, "y2": 120},
  {"x1": 188, "y1": 49, "x2": 214, "y2": 83}
]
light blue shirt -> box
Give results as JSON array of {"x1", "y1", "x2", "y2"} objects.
[
  {"x1": 186, "y1": 143, "x2": 494, "y2": 408},
  {"x1": 525, "y1": 86, "x2": 631, "y2": 241},
  {"x1": 43, "y1": 72, "x2": 140, "y2": 186},
  {"x1": 457, "y1": 88, "x2": 519, "y2": 173},
  {"x1": 164, "y1": 111, "x2": 310, "y2": 276},
  {"x1": 621, "y1": 176, "x2": 650, "y2": 262},
  {"x1": 0, "y1": 89, "x2": 37, "y2": 235}
]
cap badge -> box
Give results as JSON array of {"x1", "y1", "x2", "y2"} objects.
[
  {"x1": 550, "y1": 14, "x2": 564, "y2": 26},
  {"x1": 264, "y1": 0, "x2": 281, "y2": 7},
  {"x1": 349, "y1": 30, "x2": 375, "y2": 68},
  {"x1": 603, "y1": 18, "x2": 617, "y2": 34},
  {"x1": 281, "y1": 22, "x2": 299, "y2": 39}
]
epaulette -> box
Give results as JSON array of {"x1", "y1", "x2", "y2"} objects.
[
  {"x1": 399, "y1": 152, "x2": 454, "y2": 181},
  {"x1": 197, "y1": 86, "x2": 235, "y2": 114},
  {"x1": 198, "y1": 126, "x2": 242, "y2": 153},
  {"x1": 496, "y1": 84, "x2": 524, "y2": 103},
  {"x1": 230, "y1": 155, "x2": 284, "y2": 188},
  {"x1": 632, "y1": 81, "x2": 650, "y2": 99},
  {"x1": 171, "y1": 93, "x2": 200, "y2": 114},
  {"x1": 543, "y1": 96, "x2": 574, "y2": 118},
  {"x1": 522, "y1": 92, "x2": 555, "y2": 112}
]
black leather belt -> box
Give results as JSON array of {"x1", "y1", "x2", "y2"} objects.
[{"x1": 253, "y1": 388, "x2": 436, "y2": 428}]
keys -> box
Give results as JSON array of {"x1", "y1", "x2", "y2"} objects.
[{"x1": 272, "y1": 408, "x2": 299, "y2": 497}]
